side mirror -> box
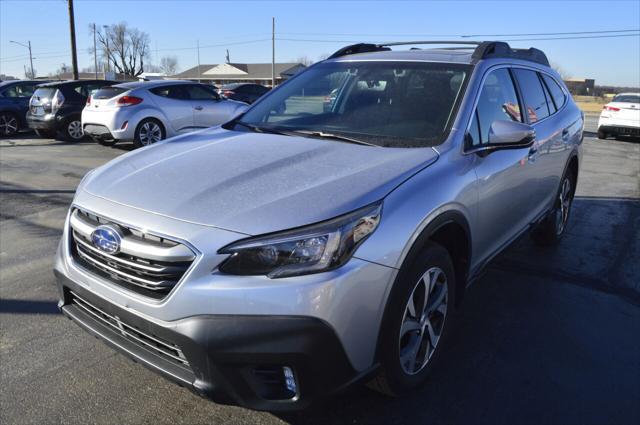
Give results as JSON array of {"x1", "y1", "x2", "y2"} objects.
[{"x1": 488, "y1": 120, "x2": 536, "y2": 148}]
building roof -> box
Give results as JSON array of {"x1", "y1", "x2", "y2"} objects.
[{"x1": 171, "y1": 62, "x2": 305, "y2": 80}]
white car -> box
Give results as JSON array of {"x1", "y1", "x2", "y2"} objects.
[
  {"x1": 597, "y1": 93, "x2": 640, "y2": 139},
  {"x1": 82, "y1": 80, "x2": 248, "y2": 147}
]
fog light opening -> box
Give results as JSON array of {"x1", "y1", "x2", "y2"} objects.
[{"x1": 283, "y1": 366, "x2": 297, "y2": 395}]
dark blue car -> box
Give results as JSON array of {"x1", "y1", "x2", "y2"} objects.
[{"x1": 0, "y1": 80, "x2": 52, "y2": 136}]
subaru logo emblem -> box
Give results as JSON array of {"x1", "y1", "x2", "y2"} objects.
[{"x1": 91, "y1": 225, "x2": 122, "y2": 255}]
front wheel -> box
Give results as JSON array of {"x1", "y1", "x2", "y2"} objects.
[
  {"x1": 133, "y1": 118, "x2": 165, "y2": 148},
  {"x1": 369, "y1": 242, "x2": 456, "y2": 396},
  {"x1": 0, "y1": 112, "x2": 19, "y2": 137},
  {"x1": 531, "y1": 170, "x2": 575, "y2": 246}
]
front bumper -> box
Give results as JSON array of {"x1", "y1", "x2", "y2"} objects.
[{"x1": 56, "y1": 271, "x2": 364, "y2": 411}]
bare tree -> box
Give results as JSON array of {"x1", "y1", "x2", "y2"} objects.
[
  {"x1": 49, "y1": 63, "x2": 71, "y2": 78},
  {"x1": 94, "y1": 22, "x2": 150, "y2": 77},
  {"x1": 317, "y1": 53, "x2": 330, "y2": 62},
  {"x1": 550, "y1": 62, "x2": 572, "y2": 80},
  {"x1": 159, "y1": 56, "x2": 179, "y2": 75},
  {"x1": 295, "y1": 56, "x2": 313, "y2": 66}
]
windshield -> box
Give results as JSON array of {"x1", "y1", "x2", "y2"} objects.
[
  {"x1": 235, "y1": 61, "x2": 470, "y2": 147},
  {"x1": 612, "y1": 94, "x2": 640, "y2": 103}
]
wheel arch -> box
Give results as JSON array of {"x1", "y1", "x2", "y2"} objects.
[{"x1": 372, "y1": 209, "x2": 472, "y2": 365}]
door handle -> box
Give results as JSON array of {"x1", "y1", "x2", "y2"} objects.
[
  {"x1": 562, "y1": 128, "x2": 570, "y2": 141},
  {"x1": 194, "y1": 106, "x2": 203, "y2": 111}
]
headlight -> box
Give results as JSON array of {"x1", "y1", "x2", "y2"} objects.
[{"x1": 218, "y1": 202, "x2": 382, "y2": 278}]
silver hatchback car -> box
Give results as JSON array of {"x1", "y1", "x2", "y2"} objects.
[
  {"x1": 55, "y1": 41, "x2": 583, "y2": 411},
  {"x1": 82, "y1": 80, "x2": 247, "y2": 148}
]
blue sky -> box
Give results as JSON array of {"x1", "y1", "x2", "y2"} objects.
[{"x1": 1, "y1": 0, "x2": 639, "y2": 86}]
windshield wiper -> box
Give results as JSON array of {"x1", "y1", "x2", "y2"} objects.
[
  {"x1": 233, "y1": 121, "x2": 288, "y2": 135},
  {"x1": 285, "y1": 130, "x2": 378, "y2": 147}
]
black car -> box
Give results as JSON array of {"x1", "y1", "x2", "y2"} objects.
[
  {"x1": 0, "y1": 80, "x2": 53, "y2": 137},
  {"x1": 220, "y1": 83, "x2": 270, "y2": 104},
  {"x1": 26, "y1": 80, "x2": 116, "y2": 141}
]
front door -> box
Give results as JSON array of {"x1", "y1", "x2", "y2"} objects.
[{"x1": 469, "y1": 67, "x2": 543, "y2": 264}]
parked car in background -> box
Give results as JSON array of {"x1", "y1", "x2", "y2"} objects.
[
  {"x1": 55, "y1": 41, "x2": 583, "y2": 411},
  {"x1": 27, "y1": 80, "x2": 116, "y2": 141},
  {"x1": 219, "y1": 83, "x2": 270, "y2": 104},
  {"x1": 82, "y1": 80, "x2": 248, "y2": 148},
  {"x1": 598, "y1": 92, "x2": 640, "y2": 139},
  {"x1": 0, "y1": 80, "x2": 52, "y2": 136}
]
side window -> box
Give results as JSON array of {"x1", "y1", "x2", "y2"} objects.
[
  {"x1": 185, "y1": 84, "x2": 219, "y2": 100},
  {"x1": 541, "y1": 74, "x2": 566, "y2": 110},
  {"x1": 471, "y1": 68, "x2": 522, "y2": 146},
  {"x1": 513, "y1": 69, "x2": 550, "y2": 123},
  {"x1": 2, "y1": 84, "x2": 35, "y2": 98},
  {"x1": 150, "y1": 85, "x2": 188, "y2": 100},
  {"x1": 539, "y1": 74, "x2": 556, "y2": 114}
]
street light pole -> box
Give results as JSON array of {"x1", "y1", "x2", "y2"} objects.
[
  {"x1": 103, "y1": 25, "x2": 110, "y2": 74},
  {"x1": 67, "y1": 0, "x2": 79, "y2": 80},
  {"x1": 93, "y1": 23, "x2": 98, "y2": 79},
  {"x1": 10, "y1": 40, "x2": 34, "y2": 78},
  {"x1": 271, "y1": 17, "x2": 275, "y2": 88}
]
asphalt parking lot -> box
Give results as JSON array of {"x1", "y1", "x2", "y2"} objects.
[{"x1": 1, "y1": 115, "x2": 639, "y2": 425}]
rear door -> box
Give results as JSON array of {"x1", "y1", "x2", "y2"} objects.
[
  {"x1": 185, "y1": 84, "x2": 236, "y2": 127},
  {"x1": 148, "y1": 85, "x2": 195, "y2": 133}
]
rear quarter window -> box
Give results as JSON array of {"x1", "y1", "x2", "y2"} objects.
[{"x1": 541, "y1": 74, "x2": 567, "y2": 110}]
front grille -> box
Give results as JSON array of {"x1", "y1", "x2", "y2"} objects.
[
  {"x1": 69, "y1": 208, "x2": 196, "y2": 299},
  {"x1": 69, "y1": 291, "x2": 190, "y2": 367}
]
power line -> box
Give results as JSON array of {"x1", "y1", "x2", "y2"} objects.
[
  {"x1": 276, "y1": 29, "x2": 639, "y2": 38},
  {"x1": 275, "y1": 33, "x2": 640, "y2": 44}
]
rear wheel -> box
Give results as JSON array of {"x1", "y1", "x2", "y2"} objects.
[
  {"x1": 531, "y1": 169, "x2": 575, "y2": 246},
  {"x1": 65, "y1": 118, "x2": 84, "y2": 141},
  {"x1": 369, "y1": 242, "x2": 456, "y2": 396},
  {"x1": 133, "y1": 118, "x2": 165, "y2": 148},
  {"x1": 0, "y1": 112, "x2": 19, "y2": 136}
]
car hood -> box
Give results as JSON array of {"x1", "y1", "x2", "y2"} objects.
[{"x1": 83, "y1": 127, "x2": 439, "y2": 235}]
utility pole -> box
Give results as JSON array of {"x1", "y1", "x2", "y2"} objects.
[
  {"x1": 92, "y1": 23, "x2": 98, "y2": 79},
  {"x1": 197, "y1": 40, "x2": 201, "y2": 83},
  {"x1": 10, "y1": 40, "x2": 34, "y2": 78},
  {"x1": 271, "y1": 17, "x2": 275, "y2": 88},
  {"x1": 103, "y1": 25, "x2": 110, "y2": 74},
  {"x1": 67, "y1": 0, "x2": 79, "y2": 79}
]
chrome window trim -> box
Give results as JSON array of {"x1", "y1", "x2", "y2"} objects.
[{"x1": 461, "y1": 64, "x2": 569, "y2": 156}]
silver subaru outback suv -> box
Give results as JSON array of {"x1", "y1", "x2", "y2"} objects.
[{"x1": 54, "y1": 41, "x2": 583, "y2": 411}]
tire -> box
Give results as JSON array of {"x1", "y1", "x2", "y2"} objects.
[
  {"x1": 369, "y1": 242, "x2": 457, "y2": 396},
  {"x1": 0, "y1": 112, "x2": 19, "y2": 137},
  {"x1": 64, "y1": 118, "x2": 84, "y2": 142},
  {"x1": 597, "y1": 129, "x2": 607, "y2": 140},
  {"x1": 133, "y1": 118, "x2": 165, "y2": 148},
  {"x1": 34, "y1": 129, "x2": 56, "y2": 138},
  {"x1": 531, "y1": 168, "x2": 576, "y2": 246}
]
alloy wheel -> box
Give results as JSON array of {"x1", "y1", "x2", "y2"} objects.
[
  {"x1": 138, "y1": 121, "x2": 162, "y2": 145},
  {"x1": 555, "y1": 177, "x2": 572, "y2": 235},
  {"x1": 0, "y1": 114, "x2": 18, "y2": 136},
  {"x1": 68, "y1": 120, "x2": 84, "y2": 140},
  {"x1": 399, "y1": 266, "x2": 448, "y2": 375}
]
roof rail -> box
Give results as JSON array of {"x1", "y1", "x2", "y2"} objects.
[{"x1": 328, "y1": 40, "x2": 550, "y2": 66}]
